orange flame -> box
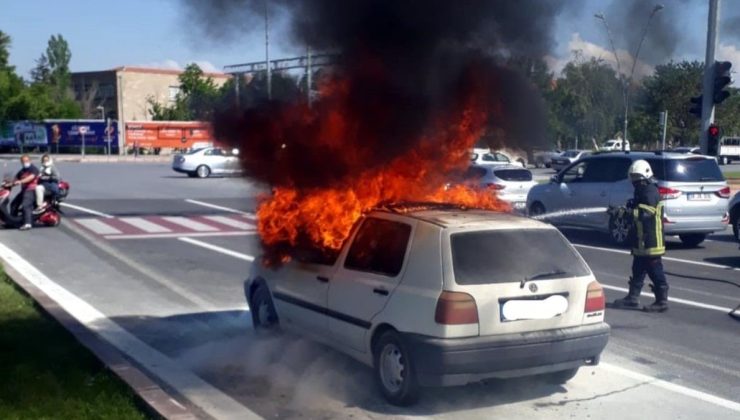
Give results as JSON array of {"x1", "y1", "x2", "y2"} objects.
[{"x1": 254, "y1": 76, "x2": 510, "y2": 266}]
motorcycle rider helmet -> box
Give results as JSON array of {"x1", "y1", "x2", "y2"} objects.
[{"x1": 628, "y1": 159, "x2": 653, "y2": 182}]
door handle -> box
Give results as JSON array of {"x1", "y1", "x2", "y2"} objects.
[
  {"x1": 316, "y1": 276, "x2": 329, "y2": 283},
  {"x1": 373, "y1": 288, "x2": 389, "y2": 296}
]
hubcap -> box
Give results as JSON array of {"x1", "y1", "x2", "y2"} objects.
[
  {"x1": 198, "y1": 166, "x2": 208, "y2": 177},
  {"x1": 379, "y1": 343, "x2": 405, "y2": 393},
  {"x1": 612, "y1": 217, "x2": 630, "y2": 243}
]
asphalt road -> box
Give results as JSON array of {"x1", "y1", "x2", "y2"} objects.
[{"x1": 1, "y1": 161, "x2": 739, "y2": 419}]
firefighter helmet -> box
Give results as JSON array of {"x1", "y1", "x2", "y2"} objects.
[{"x1": 628, "y1": 159, "x2": 653, "y2": 182}]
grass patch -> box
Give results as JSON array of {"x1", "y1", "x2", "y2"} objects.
[
  {"x1": 0, "y1": 267, "x2": 147, "y2": 419},
  {"x1": 724, "y1": 171, "x2": 740, "y2": 180}
]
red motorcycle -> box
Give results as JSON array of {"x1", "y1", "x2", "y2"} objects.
[{"x1": 0, "y1": 180, "x2": 69, "y2": 228}]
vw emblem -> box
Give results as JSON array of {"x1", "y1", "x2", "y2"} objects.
[{"x1": 529, "y1": 283, "x2": 538, "y2": 293}]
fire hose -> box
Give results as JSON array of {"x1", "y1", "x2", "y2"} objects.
[{"x1": 532, "y1": 205, "x2": 740, "y2": 321}]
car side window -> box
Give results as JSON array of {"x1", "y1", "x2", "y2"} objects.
[
  {"x1": 204, "y1": 148, "x2": 223, "y2": 156},
  {"x1": 344, "y1": 218, "x2": 411, "y2": 277},
  {"x1": 495, "y1": 153, "x2": 511, "y2": 162},
  {"x1": 585, "y1": 158, "x2": 632, "y2": 182},
  {"x1": 561, "y1": 161, "x2": 590, "y2": 183},
  {"x1": 481, "y1": 153, "x2": 496, "y2": 162}
]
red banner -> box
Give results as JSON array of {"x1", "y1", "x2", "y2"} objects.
[{"x1": 125, "y1": 121, "x2": 214, "y2": 148}]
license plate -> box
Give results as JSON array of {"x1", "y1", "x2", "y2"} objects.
[
  {"x1": 501, "y1": 295, "x2": 568, "y2": 321},
  {"x1": 513, "y1": 201, "x2": 527, "y2": 209},
  {"x1": 687, "y1": 193, "x2": 712, "y2": 201}
]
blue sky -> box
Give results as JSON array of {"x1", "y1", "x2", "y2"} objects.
[{"x1": 1, "y1": 0, "x2": 738, "y2": 80}]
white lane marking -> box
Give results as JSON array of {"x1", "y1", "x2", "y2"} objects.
[
  {"x1": 118, "y1": 217, "x2": 172, "y2": 233},
  {"x1": 574, "y1": 243, "x2": 740, "y2": 272},
  {"x1": 76, "y1": 218, "x2": 122, "y2": 235},
  {"x1": 105, "y1": 231, "x2": 257, "y2": 240},
  {"x1": 178, "y1": 237, "x2": 255, "y2": 262},
  {"x1": 60, "y1": 202, "x2": 114, "y2": 218},
  {"x1": 203, "y1": 215, "x2": 253, "y2": 230},
  {"x1": 601, "y1": 362, "x2": 740, "y2": 413},
  {"x1": 601, "y1": 284, "x2": 734, "y2": 313},
  {"x1": 0, "y1": 242, "x2": 260, "y2": 419},
  {"x1": 185, "y1": 199, "x2": 256, "y2": 218},
  {"x1": 162, "y1": 216, "x2": 218, "y2": 232}
]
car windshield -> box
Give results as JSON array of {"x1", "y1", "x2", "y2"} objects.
[
  {"x1": 493, "y1": 168, "x2": 532, "y2": 181},
  {"x1": 562, "y1": 150, "x2": 580, "y2": 158},
  {"x1": 646, "y1": 158, "x2": 724, "y2": 182},
  {"x1": 451, "y1": 229, "x2": 591, "y2": 285}
]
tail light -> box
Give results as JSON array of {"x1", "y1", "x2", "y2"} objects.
[
  {"x1": 658, "y1": 186, "x2": 681, "y2": 200},
  {"x1": 486, "y1": 183, "x2": 506, "y2": 190},
  {"x1": 435, "y1": 291, "x2": 479, "y2": 324},
  {"x1": 584, "y1": 281, "x2": 605, "y2": 313},
  {"x1": 715, "y1": 186, "x2": 731, "y2": 199}
]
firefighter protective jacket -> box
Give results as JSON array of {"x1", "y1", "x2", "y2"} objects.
[{"x1": 630, "y1": 180, "x2": 665, "y2": 257}]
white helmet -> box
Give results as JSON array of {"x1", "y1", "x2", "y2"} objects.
[{"x1": 628, "y1": 159, "x2": 653, "y2": 182}]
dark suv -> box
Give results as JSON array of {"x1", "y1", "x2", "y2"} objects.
[{"x1": 527, "y1": 152, "x2": 730, "y2": 247}]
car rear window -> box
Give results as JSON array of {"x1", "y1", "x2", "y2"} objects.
[
  {"x1": 646, "y1": 158, "x2": 724, "y2": 182},
  {"x1": 451, "y1": 229, "x2": 591, "y2": 285},
  {"x1": 493, "y1": 169, "x2": 532, "y2": 181}
]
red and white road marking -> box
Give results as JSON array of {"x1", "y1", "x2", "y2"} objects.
[{"x1": 73, "y1": 214, "x2": 256, "y2": 240}]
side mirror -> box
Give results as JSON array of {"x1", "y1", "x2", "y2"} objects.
[
  {"x1": 232, "y1": 148, "x2": 240, "y2": 156},
  {"x1": 550, "y1": 175, "x2": 559, "y2": 184}
]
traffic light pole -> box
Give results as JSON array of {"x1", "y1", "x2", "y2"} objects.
[{"x1": 700, "y1": 0, "x2": 720, "y2": 155}]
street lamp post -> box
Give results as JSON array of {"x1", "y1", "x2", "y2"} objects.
[
  {"x1": 264, "y1": 0, "x2": 271, "y2": 100},
  {"x1": 595, "y1": 4, "x2": 664, "y2": 151}
]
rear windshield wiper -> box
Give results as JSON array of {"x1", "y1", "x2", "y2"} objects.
[
  {"x1": 699, "y1": 177, "x2": 720, "y2": 181},
  {"x1": 521, "y1": 270, "x2": 568, "y2": 288}
]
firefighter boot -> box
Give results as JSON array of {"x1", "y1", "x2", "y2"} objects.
[
  {"x1": 611, "y1": 278, "x2": 642, "y2": 309},
  {"x1": 644, "y1": 285, "x2": 669, "y2": 313}
]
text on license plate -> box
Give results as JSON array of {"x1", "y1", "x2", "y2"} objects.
[
  {"x1": 501, "y1": 295, "x2": 568, "y2": 321},
  {"x1": 688, "y1": 193, "x2": 712, "y2": 201}
]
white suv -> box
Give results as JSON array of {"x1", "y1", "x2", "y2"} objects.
[{"x1": 244, "y1": 205, "x2": 610, "y2": 405}]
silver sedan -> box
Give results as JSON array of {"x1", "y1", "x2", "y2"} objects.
[{"x1": 172, "y1": 147, "x2": 243, "y2": 178}]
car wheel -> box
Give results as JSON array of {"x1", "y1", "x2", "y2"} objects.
[
  {"x1": 195, "y1": 165, "x2": 211, "y2": 178},
  {"x1": 732, "y1": 209, "x2": 740, "y2": 242},
  {"x1": 529, "y1": 202, "x2": 546, "y2": 217},
  {"x1": 545, "y1": 163, "x2": 551, "y2": 169},
  {"x1": 374, "y1": 330, "x2": 419, "y2": 406},
  {"x1": 187, "y1": 172, "x2": 197, "y2": 178},
  {"x1": 609, "y1": 213, "x2": 632, "y2": 247},
  {"x1": 679, "y1": 234, "x2": 707, "y2": 247},
  {"x1": 249, "y1": 284, "x2": 279, "y2": 332},
  {"x1": 543, "y1": 368, "x2": 580, "y2": 385},
  {"x1": 720, "y1": 156, "x2": 728, "y2": 165}
]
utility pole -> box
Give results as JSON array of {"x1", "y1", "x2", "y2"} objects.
[
  {"x1": 234, "y1": 73, "x2": 240, "y2": 107},
  {"x1": 306, "y1": 45, "x2": 313, "y2": 106},
  {"x1": 264, "y1": 0, "x2": 271, "y2": 100},
  {"x1": 700, "y1": 0, "x2": 720, "y2": 155},
  {"x1": 660, "y1": 111, "x2": 668, "y2": 150}
]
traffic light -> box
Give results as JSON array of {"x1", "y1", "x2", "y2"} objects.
[
  {"x1": 689, "y1": 95, "x2": 702, "y2": 118},
  {"x1": 707, "y1": 124, "x2": 720, "y2": 156},
  {"x1": 713, "y1": 61, "x2": 732, "y2": 104}
]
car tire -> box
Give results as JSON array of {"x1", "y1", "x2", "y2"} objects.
[
  {"x1": 373, "y1": 330, "x2": 419, "y2": 406},
  {"x1": 543, "y1": 367, "x2": 580, "y2": 385},
  {"x1": 195, "y1": 165, "x2": 211, "y2": 178},
  {"x1": 529, "y1": 202, "x2": 546, "y2": 217},
  {"x1": 720, "y1": 156, "x2": 728, "y2": 165},
  {"x1": 545, "y1": 163, "x2": 551, "y2": 169},
  {"x1": 249, "y1": 284, "x2": 279, "y2": 332},
  {"x1": 187, "y1": 172, "x2": 197, "y2": 178},
  {"x1": 609, "y1": 213, "x2": 632, "y2": 247},
  {"x1": 679, "y1": 234, "x2": 707, "y2": 247},
  {"x1": 732, "y1": 208, "x2": 740, "y2": 242}
]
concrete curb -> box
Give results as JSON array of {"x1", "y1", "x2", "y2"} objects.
[
  {"x1": 0, "y1": 154, "x2": 172, "y2": 163},
  {"x1": 1, "y1": 261, "x2": 202, "y2": 420}
]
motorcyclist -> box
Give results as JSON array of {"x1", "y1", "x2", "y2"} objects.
[
  {"x1": 12, "y1": 154, "x2": 39, "y2": 231},
  {"x1": 34, "y1": 154, "x2": 60, "y2": 214},
  {"x1": 612, "y1": 160, "x2": 669, "y2": 312}
]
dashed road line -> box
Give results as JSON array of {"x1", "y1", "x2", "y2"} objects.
[
  {"x1": 574, "y1": 243, "x2": 740, "y2": 272},
  {"x1": 178, "y1": 237, "x2": 256, "y2": 262},
  {"x1": 185, "y1": 199, "x2": 255, "y2": 218},
  {"x1": 601, "y1": 284, "x2": 734, "y2": 313},
  {"x1": 119, "y1": 217, "x2": 172, "y2": 233}
]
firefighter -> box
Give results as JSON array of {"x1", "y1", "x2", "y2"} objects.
[{"x1": 612, "y1": 159, "x2": 669, "y2": 312}]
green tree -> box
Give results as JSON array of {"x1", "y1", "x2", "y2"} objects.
[
  {"x1": 30, "y1": 54, "x2": 51, "y2": 84},
  {"x1": 45, "y1": 34, "x2": 72, "y2": 94},
  {"x1": 149, "y1": 63, "x2": 221, "y2": 121},
  {"x1": 0, "y1": 30, "x2": 12, "y2": 71}
]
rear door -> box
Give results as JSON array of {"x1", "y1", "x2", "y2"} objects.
[
  {"x1": 446, "y1": 228, "x2": 596, "y2": 336},
  {"x1": 203, "y1": 148, "x2": 226, "y2": 174},
  {"x1": 647, "y1": 157, "x2": 728, "y2": 219},
  {"x1": 549, "y1": 159, "x2": 604, "y2": 226},
  {"x1": 327, "y1": 217, "x2": 414, "y2": 352}
]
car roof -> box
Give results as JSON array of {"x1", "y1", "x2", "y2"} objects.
[
  {"x1": 586, "y1": 151, "x2": 713, "y2": 160},
  {"x1": 371, "y1": 206, "x2": 551, "y2": 230}
]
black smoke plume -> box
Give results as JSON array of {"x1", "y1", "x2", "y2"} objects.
[{"x1": 183, "y1": 0, "x2": 573, "y2": 188}]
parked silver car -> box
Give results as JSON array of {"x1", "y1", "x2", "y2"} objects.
[
  {"x1": 461, "y1": 165, "x2": 538, "y2": 212},
  {"x1": 550, "y1": 150, "x2": 591, "y2": 172},
  {"x1": 527, "y1": 152, "x2": 730, "y2": 247},
  {"x1": 172, "y1": 147, "x2": 243, "y2": 178}
]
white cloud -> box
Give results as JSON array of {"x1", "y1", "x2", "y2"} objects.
[
  {"x1": 547, "y1": 33, "x2": 653, "y2": 80},
  {"x1": 137, "y1": 59, "x2": 222, "y2": 73}
]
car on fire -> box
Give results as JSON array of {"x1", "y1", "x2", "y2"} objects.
[
  {"x1": 171, "y1": 146, "x2": 242, "y2": 178},
  {"x1": 244, "y1": 204, "x2": 610, "y2": 405}
]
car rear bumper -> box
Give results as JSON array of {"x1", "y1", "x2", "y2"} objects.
[
  {"x1": 402, "y1": 322, "x2": 610, "y2": 387},
  {"x1": 663, "y1": 216, "x2": 728, "y2": 235}
]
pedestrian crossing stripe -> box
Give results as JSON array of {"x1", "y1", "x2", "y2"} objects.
[{"x1": 73, "y1": 215, "x2": 256, "y2": 239}]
